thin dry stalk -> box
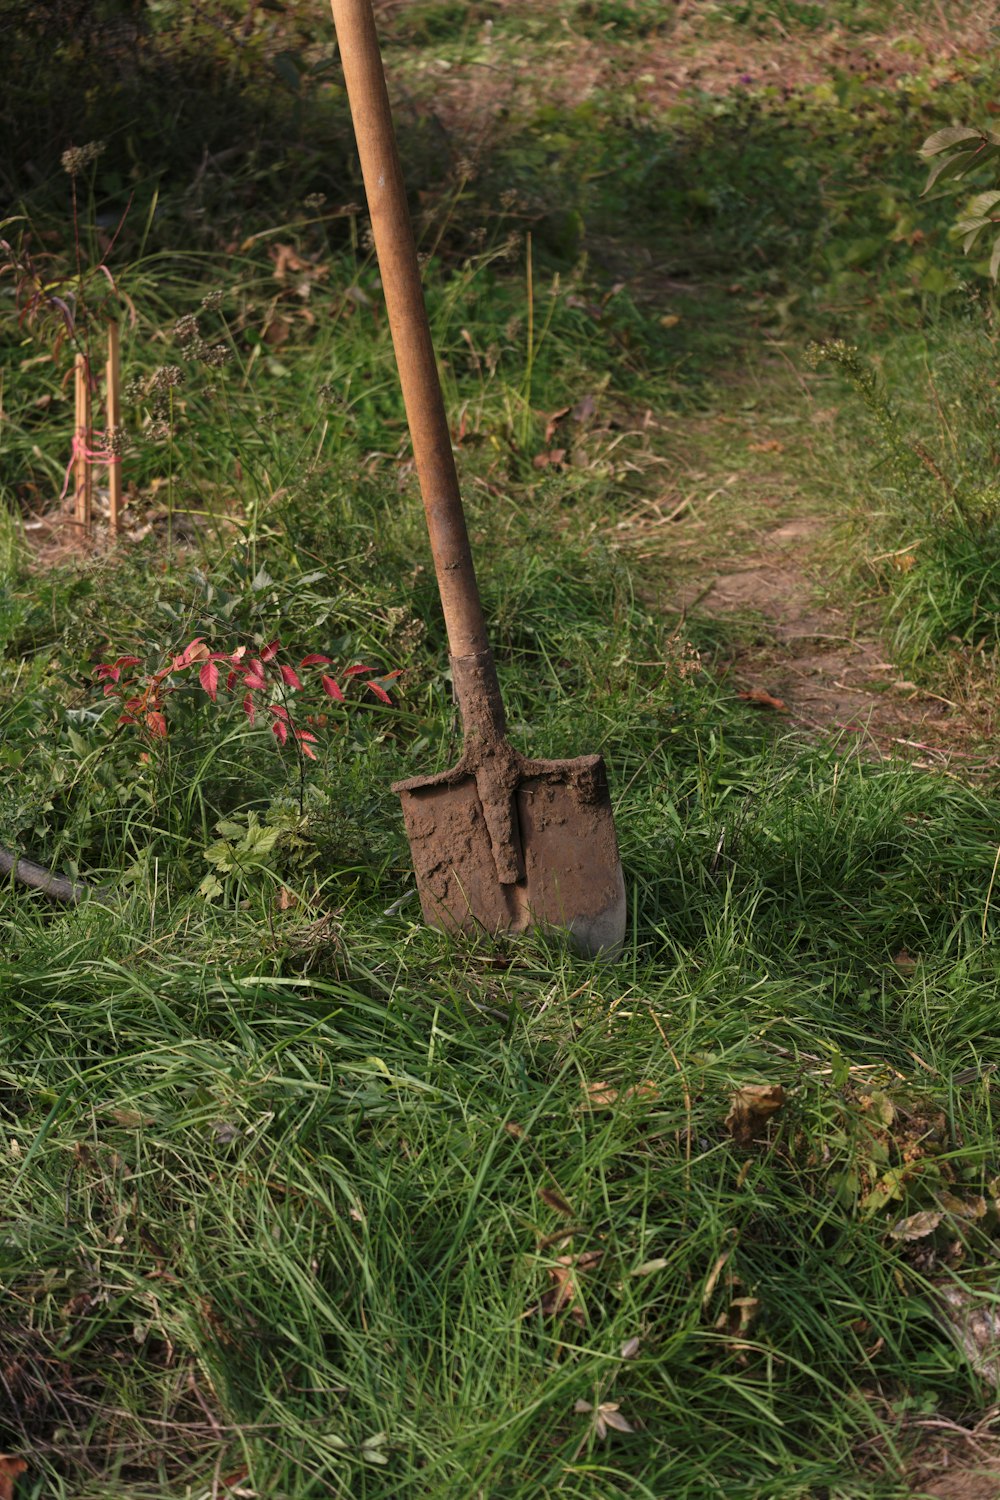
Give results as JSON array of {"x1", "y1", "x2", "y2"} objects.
[
  {"x1": 106, "y1": 320, "x2": 122, "y2": 537},
  {"x1": 73, "y1": 352, "x2": 92, "y2": 530}
]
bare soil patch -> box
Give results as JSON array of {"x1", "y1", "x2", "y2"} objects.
[
  {"x1": 386, "y1": 0, "x2": 1000, "y2": 148},
  {"x1": 679, "y1": 506, "x2": 990, "y2": 764}
]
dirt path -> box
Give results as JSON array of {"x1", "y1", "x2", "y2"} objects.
[
  {"x1": 612, "y1": 371, "x2": 993, "y2": 771},
  {"x1": 675, "y1": 510, "x2": 962, "y2": 759}
]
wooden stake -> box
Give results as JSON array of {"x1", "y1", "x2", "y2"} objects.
[
  {"x1": 106, "y1": 321, "x2": 122, "y2": 538},
  {"x1": 73, "y1": 352, "x2": 92, "y2": 530}
]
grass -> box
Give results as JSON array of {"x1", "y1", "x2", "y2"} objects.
[{"x1": 5, "y1": 2, "x2": 1000, "y2": 1496}]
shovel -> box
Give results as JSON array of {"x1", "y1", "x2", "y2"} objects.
[{"x1": 329, "y1": 0, "x2": 626, "y2": 958}]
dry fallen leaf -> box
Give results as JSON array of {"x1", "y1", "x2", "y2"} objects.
[
  {"x1": 582, "y1": 1079, "x2": 659, "y2": 1109},
  {"x1": 503, "y1": 1121, "x2": 524, "y2": 1139},
  {"x1": 890, "y1": 1209, "x2": 943, "y2": 1241},
  {"x1": 544, "y1": 405, "x2": 571, "y2": 442},
  {"x1": 716, "y1": 1295, "x2": 761, "y2": 1360},
  {"x1": 532, "y1": 448, "x2": 566, "y2": 470},
  {"x1": 737, "y1": 689, "x2": 789, "y2": 713},
  {"x1": 110, "y1": 1107, "x2": 154, "y2": 1128},
  {"x1": 538, "y1": 1248, "x2": 603, "y2": 1323},
  {"x1": 725, "y1": 1083, "x2": 786, "y2": 1146},
  {"x1": 573, "y1": 1399, "x2": 635, "y2": 1438},
  {"x1": 0, "y1": 1456, "x2": 26, "y2": 1500},
  {"x1": 748, "y1": 439, "x2": 784, "y2": 453}
]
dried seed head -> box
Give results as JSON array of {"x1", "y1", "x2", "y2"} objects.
[
  {"x1": 151, "y1": 365, "x2": 184, "y2": 392},
  {"x1": 61, "y1": 141, "x2": 105, "y2": 176},
  {"x1": 106, "y1": 424, "x2": 129, "y2": 457},
  {"x1": 200, "y1": 288, "x2": 224, "y2": 313},
  {"x1": 303, "y1": 191, "x2": 327, "y2": 210},
  {"x1": 500, "y1": 231, "x2": 522, "y2": 262},
  {"x1": 124, "y1": 376, "x2": 147, "y2": 404},
  {"x1": 173, "y1": 313, "x2": 201, "y2": 346},
  {"x1": 198, "y1": 342, "x2": 230, "y2": 369}
]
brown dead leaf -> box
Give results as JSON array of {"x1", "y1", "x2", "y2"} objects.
[
  {"x1": 737, "y1": 689, "x2": 789, "y2": 713},
  {"x1": 271, "y1": 243, "x2": 328, "y2": 283},
  {"x1": 716, "y1": 1295, "x2": 760, "y2": 1360},
  {"x1": 540, "y1": 1248, "x2": 603, "y2": 1322},
  {"x1": 539, "y1": 1184, "x2": 574, "y2": 1216},
  {"x1": 262, "y1": 316, "x2": 291, "y2": 347},
  {"x1": 893, "y1": 950, "x2": 918, "y2": 974},
  {"x1": 0, "y1": 1457, "x2": 26, "y2": 1500},
  {"x1": 544, "y1": 406, "x2": 571, "y2": 442},
  {"x1": 582, "y1": 1079, "x2": 659, "y2": 1109},
  {"x1": 572, "y1": 393, "x2": 596, "y2": 424},
  {"x1": 277, "y1": 886, "x2": 297, "y2": 911},
  {"x1": 503, "y1": 1121, "x2": 524, "y2": 1139},
  {"x1": 533, "y1": 448, "x2": 566, "y2": 470},
  {"x1": 890, "y1": 1209, "x2": 943, "y2": 1241},
  {"x1": 110, "y1": 1108, "x2": 154, "y2": 1128},
  {"x1": 574, "y1": 1398, "x2": 635, "y2": 1437},
  {"x1": 725, "y1": 1083, "x2": 786, "y2": 1146},
  {"x1": 939, "y1": 1191, "x2": 987, "y2": 1221},
  {"x1": 748, "y1": 439, "x2": 784, "y2": 453}
]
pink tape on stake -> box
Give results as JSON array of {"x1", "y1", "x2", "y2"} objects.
[{"x1": 60, "y1": 430, "x2": 121, "y2": 503}]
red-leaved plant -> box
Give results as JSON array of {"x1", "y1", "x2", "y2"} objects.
[{"x1": 95, "y1": 637, "x2": 399, "y2": 758}]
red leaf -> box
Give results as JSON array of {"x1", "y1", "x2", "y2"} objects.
[
  {"x1": 343, "y1": 663, "x2": 374, "y2": 677},
  {"x1": 295, "y1": 729, "x2": 318, "y2": 743},
  {"x1": 299, "y1": 653, "x2": 332, "y2": 667},
  {"x1": 114, "y1": 655, "x2": 142, "y2": 669},
  {"x1": 199, "y1": 660, "x2": 219, "y2": 702},
  {"x1": 103, "y1": 681, "x2": 119, "y2": 696},
  {"x1": 230, "y1": 646, "x2": 247, "y2": 663},
  {"x1": 244, "y1": 665, "x2": 267, "y2": 691},
  {"x1": 95, "y1": 665, "x2": 120, "y2": 683},
  {"x1": 226, "y1": 670, "x2": 240, "y2": 694},
  {"x1": 299, "y1": 740, "x2": 317, "y2": 760},
  {"x1": 365, "y1": 680, "x2": 392, "y2": 705},
  {"x1": 278, "y1": 664, "x2": 302, "y2": 690},
  {"x1": 269, "y1": 704, "x2": 290, "y2": 721},
  {"x1": 272, "y1": 719, "x2": 288, "y2": 747},
  {"x1": 243, "y1": 693, "x2": 256, "y2": 725},
  {"x1": 321, "y1": 675, "x2": 345, "y2": 702},
  {"x1": 260, "y1": 639, "x2": 281, "y2": 662},
  {"x1": 737, "y1": 689, "x2": 789, "y2": 714},
  {"x1": 175, "y1": 637, "x2": 208, "y2": 668},
  {"x1": 146, "y1": 710, "x2": 168, "y2": 738}
]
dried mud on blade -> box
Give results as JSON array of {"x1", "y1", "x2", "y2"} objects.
[
  {"x1": 395, "y1": 750, "x2": 626, "y2": 957},
  {"x1": 331, "y1": 0, "x2": 627, "y2": 959}
]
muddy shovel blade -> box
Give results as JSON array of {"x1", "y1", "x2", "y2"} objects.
[{"x1": 393, "y1": 751, "x2": 626, "y2": 959}]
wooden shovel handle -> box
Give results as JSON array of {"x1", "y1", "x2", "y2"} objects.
[{"x1": 330, "y1": 0, "x2": 503, "y2": 729}]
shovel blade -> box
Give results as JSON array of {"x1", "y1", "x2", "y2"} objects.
[{"x1": 393, "y1": 753, "x2": 626, "y2": 958}]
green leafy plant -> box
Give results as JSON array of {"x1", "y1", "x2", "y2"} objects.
[{"x1": 920, "y1": 124, "x2": 1000, "y2": 279}]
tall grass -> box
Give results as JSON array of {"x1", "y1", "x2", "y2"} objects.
[{"x1": 4, "y1": 3, "x2": 1000, "y2": 1496}]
